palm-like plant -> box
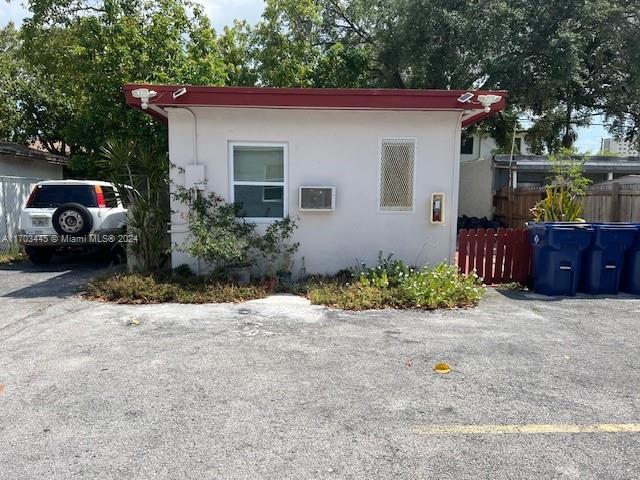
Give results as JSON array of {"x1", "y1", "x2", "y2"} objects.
[
  {"x1": 99, "y1": 140, "x2": 170, "y2": 271},
  {"x1": 531, "y1": 188, "x2": 585, "y2": 222},
  {"x1": 531, "y1": 149, "x2": 591, "y2": 222}
]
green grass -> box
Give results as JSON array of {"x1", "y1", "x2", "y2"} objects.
[{"x1": 84, "y1": 272, "x2": 271, "y2": 304}]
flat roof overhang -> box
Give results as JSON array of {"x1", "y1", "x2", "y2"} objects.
[
  {"x1": 123, "y1": 84, "x2": 507, "y2": 127},
  {"x1": 494, "y1": 155, "x2": 640, "y2": 173}
]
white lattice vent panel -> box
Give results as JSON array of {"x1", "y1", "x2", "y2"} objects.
[{"x1": 379, "y1": 139, "x2": 415, "y2": 211}]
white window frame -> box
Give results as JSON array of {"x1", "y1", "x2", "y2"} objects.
[
  {"x1": 228, "y1": 141, "x2": 288, "y2": 223},
  {"x1": 262, "y1": 186, "x2": 284, "y2": 203},
  {"x1": 377, "y1": 137, "x2": 417, "y2": 213}
]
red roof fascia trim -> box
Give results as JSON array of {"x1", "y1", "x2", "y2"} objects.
[
  {"x1": 124, "y1": 84, "x2": 507, "y2": 117},
  {"x1": 462, "y1": 107, "x2": 507, "y2": 127},
  {"x1": 145, "y1": 106, "x2": 169, "y2": 123}
]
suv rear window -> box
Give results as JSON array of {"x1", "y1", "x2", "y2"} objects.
[{"x1": 27, "y1": 185, "x2": 97, "y2": 208}]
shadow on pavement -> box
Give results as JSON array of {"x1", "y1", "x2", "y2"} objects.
[
  {"x1": 1, "y1": 251, "x2": 113, "y2": 272},
  {"x1": 0, "y1": 253, "x2": 121, "y2": 299},
  {"x1": 493, "y1": 287, "x2": 640, "y2": 302}
]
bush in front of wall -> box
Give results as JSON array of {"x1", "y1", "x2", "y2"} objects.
[
  {"x1": 85, "y1": 252, "x2": 484, "y2": 308},
  {"x1": 174, "y1": 187, "x2": 256, "y2": 268},
  {"x1": 302, "y1": 254, "x2": 485, "y2": 310},
  {"x1": 305, "y1": 280, "x2": 400, "y2": 310},
  {"x1": 85, "y1": 271, "x2": 270, "y2": 304},
  {"x1": 397, "y1": 263, "x2": 485, "y2": 309},
  {"x1": 173, "y1": 187, "x2": 299, "y2": 278},
  {"x1": 254, "y1": 216, "x2": 299, "y2": 280},
  {"x1": 357, "y1": 251, "x2": 413, "y2": 288}
]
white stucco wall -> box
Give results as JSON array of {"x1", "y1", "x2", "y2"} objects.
[
  {"x1": 458, "y1": 133, "x2": 531, "y2": 219},
  {"x1": 458, "y1": 157, "x2": 494, "y2": 218},
  {"x1": 0, "y1": 157, "x2": 63, "y2": 179},
  {"x1": 0, "y1": 157, "x2": 63, "y2": 246},
  {"x1": 168, "y1": 107, "x2": 462, "y2": 275},
  {"x1": 460, "y1": 134, "x2": 531, "y2": 163}
]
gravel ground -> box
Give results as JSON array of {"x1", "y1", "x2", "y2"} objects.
[{"x1": 1, "y1": 261, "x2": 639, "y2": 479}]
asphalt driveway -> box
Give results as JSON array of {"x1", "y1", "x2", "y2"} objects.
[{"x1": 1, "y1": 263, "x2": 640, "y2": 479}]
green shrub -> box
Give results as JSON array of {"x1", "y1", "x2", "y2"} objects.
[
  {"x1": 304, "y1": 258, "x2": 485, "y2": 311},
  {"x1": 173, "y1": 186, "x2": 298, "y2": 276},
  {"x1": 85, "y1": 272, "x2": 270, "y2": 304},
  {"x1": 397, "y1": 263, "x2": 485, "y2": 309},
  {"x1": 173, "y1": 188, "x2": 256, "y2": 268},
  {"x1": 85, "y1": 255, "x2": 485, "y2": 310},
  {"x1": 358, "y1": 251, "x2": 412, "y2": 288},
  {"x1": 305, "y1": 281, "x2": 401, "y2": 310}
]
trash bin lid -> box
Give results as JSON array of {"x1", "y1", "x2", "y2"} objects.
[
  {"x1": 526, "y1": 222, "x2": 593, "y2": 250},
  {"x1": 591, "y1": 223, "x2": 638, "y2": 250}
]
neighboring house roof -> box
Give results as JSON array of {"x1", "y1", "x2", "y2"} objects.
[
  {"x1": 494, "y1": 154, "x2": 640, "y2": 174},
  {"x1": 123, "y1": 84, "x2": 507, "y2": 127},
  {"x1": 0, "y1": 141, "x2": 69, "y2": 166},
  {"x1": 594, "y1": 175, "x2": 640, "y2": 186}
]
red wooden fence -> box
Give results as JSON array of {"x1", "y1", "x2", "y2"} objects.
[{"x1": 457, "y1": 227, "x2": 532, "y2": 285}]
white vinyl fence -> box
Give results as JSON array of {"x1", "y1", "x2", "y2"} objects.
[{"x1": 0, "y1": 176, "x2": 42, "y2": 253}]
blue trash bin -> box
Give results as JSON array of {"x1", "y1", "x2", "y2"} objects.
[
  {"x1": 579, "y1": 223, "x2": 638, "y2": 294},
  {"x1": 621, "y1": 224, "x2": 640, "y2": 295},
  {"x1": 527, "y1": 222, "x2": 594, "y2": 296}
]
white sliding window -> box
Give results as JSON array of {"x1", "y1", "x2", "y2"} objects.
[{"x1": 230, "y1": 143, "x2": 287, "y2": 221}]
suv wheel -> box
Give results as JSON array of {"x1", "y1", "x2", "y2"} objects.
[
  {"x1": 25, "y1": 246, "x2": 55, "y2": 265},
  {"x1": 52, "y1": 203, "x2": 93, "y2": 237}
]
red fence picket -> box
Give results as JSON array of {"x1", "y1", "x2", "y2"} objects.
[
  {"x1": 503, "y1": 228, "x2": 516, "y2": 281},
  {"x1": 457, "y1": 227, "x2": 531, "y2": 285},
  {"x1": 494, "y1": 228, "x2": 506, "y2": 283},
  {"x1": 468, "y1": 229, "x2": 477, "y2": 278},
  {"x1": 512, "y1": 229, "x2": 532, "y2": 284},
  {"x1": 457, "y1": 229, "x2": 468, "y2": 274},
  {"x1": 484, "y1": 228, "x2": 495, "y2": 285},
  {"x1": 475, "y1": 228, "x2": 486, "y2": 279}
]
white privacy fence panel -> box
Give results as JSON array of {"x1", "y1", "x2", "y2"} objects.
[{"x1": 0, "y1": 176, "x2": 41, "y2": 252}]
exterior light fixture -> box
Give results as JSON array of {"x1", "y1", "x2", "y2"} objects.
[
  {"x1": 477, "y1": 94, "x2": 503, "y2": 113},
  {"x1": 131, "y1": 88, "x2": 157, "y2": 109}
]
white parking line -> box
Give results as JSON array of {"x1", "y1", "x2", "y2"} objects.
[{"x1": 413, "y1": 424, "x2": 640, "y2": 435}]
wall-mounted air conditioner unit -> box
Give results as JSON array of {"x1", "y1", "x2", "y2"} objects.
[{"x1": 299, "y1": 186, "x2": 335, "y2": 211}]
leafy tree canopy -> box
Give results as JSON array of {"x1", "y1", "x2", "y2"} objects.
[
  {"x1": 1, "y1": 0, "x2": 640, "y2": 175},
  {"x1": 247, "y1": 0, "x2": 640, "y2": 151},
  {"x1": 2, "y1": 0, "x2": 227, "y2": 176}
]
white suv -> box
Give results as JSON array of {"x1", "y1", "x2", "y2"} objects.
[{"x1": 18, "y1": 180, "x2": 128, "y2": 264}]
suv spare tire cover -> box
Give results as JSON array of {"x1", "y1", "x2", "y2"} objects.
[{"x1": 52, "y1": 203, "x2": 93, "y2": 237}]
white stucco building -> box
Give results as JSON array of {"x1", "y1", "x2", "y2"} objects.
[
  {"x1": 125, "y1": 85, "x2": 506, "y2": 275},
  {"x1": 0, "y1": 142, "x2": 67, "y2": 249},
  {"x1": 0, "y1": 141, "x2": 66, "y2": 179},
  {"x1": 458, "y1": 132, "x2": 531, "y2": 219}
]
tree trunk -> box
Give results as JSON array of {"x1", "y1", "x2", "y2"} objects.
[{"x1": 562, "y1": 101, "x2": 573, "y2": 148}]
